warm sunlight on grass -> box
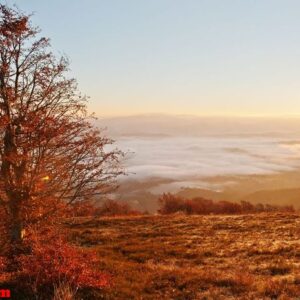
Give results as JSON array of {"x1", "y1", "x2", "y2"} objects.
[{"x1": 66, "y1": 213, "x2": 300, "y2": 299}]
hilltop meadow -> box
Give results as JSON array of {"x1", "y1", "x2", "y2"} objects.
[{"x1": 60, "y1": 212, "x2": 300, "y2": 299}]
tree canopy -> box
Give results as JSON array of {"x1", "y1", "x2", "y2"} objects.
[{"x1": 0, "y1": 5, "x2": 123, "y2": 252}]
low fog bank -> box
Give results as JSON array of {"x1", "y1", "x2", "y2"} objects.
[{"x1": 97, "y1": 115, "x2": 300, "y2": 181}]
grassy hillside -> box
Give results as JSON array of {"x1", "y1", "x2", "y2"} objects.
[{"x1": 67, "y1": 213, "x2": 300, "y2": 299}]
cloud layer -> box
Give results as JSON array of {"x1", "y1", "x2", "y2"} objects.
[
  {"x1": 117, "y1": 136, "x2": 300, "y2": 182},
  {"x1": 100, "y1": 116, "x2": 300, "y2": 193}
]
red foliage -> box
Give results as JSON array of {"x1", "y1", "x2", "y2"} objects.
[
  {"x1": 68, "y1": 199, "x2": 142, "y2": 217},
  {"x1": 16, "y1": 227, "x2": 109, "y2": 294},
  {"x1": 215, "y1": 200, "x2": 242, "y2": 214},
  {"x1": 68, "y1": 200, "x2": 98, "y2": 217},
  {"x1": 158, "y1": 194, "x2": 185, "y2": 214},
  {"x1": 158, "y1": 193, "x2": 295, "y2": 215},
  {"x1": 0, "y1": 256, "x2": 6, "y2": 271},
  {"x1": 97, "y1": 200, "x2": 141, "y2": 217}
]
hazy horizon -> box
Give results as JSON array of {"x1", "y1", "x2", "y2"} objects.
[
  {"x1": 97, "y1": 112, "x2": 300, "y2": 119},
  {"x1": 97, "y1": 114, "x2": 300, "y2": 137}
]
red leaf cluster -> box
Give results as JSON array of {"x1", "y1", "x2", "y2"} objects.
[
  {"x1": 15, "y1": 228, "x2": 109, "y2": 293},
  {"x1": 69, "y1": 199, "x2": 142, "y2": 217},
  {"x1": 96, "y1": 200, "x2": 141, "y2": 217}
]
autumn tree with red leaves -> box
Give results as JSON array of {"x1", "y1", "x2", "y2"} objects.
[{"x1": 0, "y1": 4, "x2": 123, "y2": 261}]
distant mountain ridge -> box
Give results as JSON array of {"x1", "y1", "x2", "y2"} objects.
[{"x1": 96, "y1": 114, "x2": 300, "y2": 138}]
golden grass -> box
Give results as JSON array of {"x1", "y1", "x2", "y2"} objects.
[{"x1": 66, "y1": 213, "x2": 300, "y2": 299}]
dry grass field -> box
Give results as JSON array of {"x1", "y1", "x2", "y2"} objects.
[{"x1": 67, "y1": 213, "x2": 300, "y2": 299}]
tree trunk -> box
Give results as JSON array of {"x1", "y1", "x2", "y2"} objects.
[
  {"x1": 9, "y1": 200, "x2": 22, "y2": 245},
  {"x1": 5, "y1": 196, "x2": 23, "y2": 271},
  {"x1": 2, "y1": 124, "x2": 25, "y2": 253}
]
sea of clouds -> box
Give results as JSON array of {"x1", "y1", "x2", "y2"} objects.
[{"x1": 98, "y1": 115, "x2": 300, "y2": 192}]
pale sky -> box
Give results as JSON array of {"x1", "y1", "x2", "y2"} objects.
[{"x1": 6, "y1": 1, "x2": 300, "y2": 117}]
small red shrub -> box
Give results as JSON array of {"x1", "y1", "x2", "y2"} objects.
[
  {"x1": 97, "y1": 200, "x2": 141, "y2": 216},
  {"x1": 69, "y1": 200, "x2": 98, "y2": 217},
  {"x1": 68, "y1": 199, "x2": 142, "y2": 217},
  {"x1": 215, "y1": 201, "x2": 242, "y2": 214},
  {"x1": 16, "y1": 227, "x2": 109, "y2": 295},
  {"x1": 158, "y1": 193, "x2": 185, "y2": 214}
]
